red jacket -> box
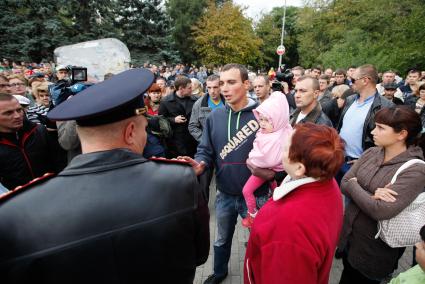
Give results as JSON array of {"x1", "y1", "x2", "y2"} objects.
[{"x1": 244, "y1": 177, "x2": 343, "y2": 284}]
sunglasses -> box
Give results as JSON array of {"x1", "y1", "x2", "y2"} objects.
[{"x1": 351, "y1": 76, "x2": 369, "y2": 84}]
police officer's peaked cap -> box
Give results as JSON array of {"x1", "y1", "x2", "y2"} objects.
[{"x1": 47, "y1": 69, "x2": 155, "y2": 126}]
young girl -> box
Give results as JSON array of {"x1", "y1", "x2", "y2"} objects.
[{"x1": 242, "y1": 91, "x2": 293, "y2": 228}]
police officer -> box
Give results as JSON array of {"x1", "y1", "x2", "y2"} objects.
[{"x1": 0, "y1": 69, "x2": 209, "y2": 283}]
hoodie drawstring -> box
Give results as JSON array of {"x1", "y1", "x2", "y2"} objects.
[{"x1": 227, "y1": 110, "x2": 242, "y2": 142}]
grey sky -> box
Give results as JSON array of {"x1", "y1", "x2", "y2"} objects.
[{"x1": 233, "y1": 0, "x2": 304, "y2": 20}]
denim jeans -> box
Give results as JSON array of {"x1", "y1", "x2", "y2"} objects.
[
  {"x1": 336, "y1": 161, "x2": 353, "y2": 206},
  {"x1": 213, "y1": 190, "x2": 269, "y2": 277}
]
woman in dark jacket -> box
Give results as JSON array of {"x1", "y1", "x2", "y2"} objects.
[{"x1": 338, "y1": 106, "x2": 425, "y2": 284}]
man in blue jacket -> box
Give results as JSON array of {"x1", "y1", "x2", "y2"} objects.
[{"x1": 182, "y1": 64, "x2": 270, "y2": 284}]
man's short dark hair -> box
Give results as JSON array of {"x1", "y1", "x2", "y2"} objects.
[
  {"x1": 408, "y1": 69, "x2": 421, "y2": 76},
  {"x1": 383, "y1": 70, "x2": 396, "y2": 76},
  {"x1": 319, "y1": 74, "x2": 330, "y2": 83},
  {"x1": 156, "y1": 77, "x2": 166, "y2": 83},
  {"x1": 221, "y1": 64, "x2": 248, "y2": 82},
  {"x1": 104, "y1": 73, "x2": 114, "y2": 80},
  {"x1": 298, "y1": 76, "x2": 319, "y2": 91},
  {"x1": 311, "y1": 65, "x2": 322, "y2": 72},
  {"x1": 174, "y1": 76, "x2": 192, "y2": 90},
  {"x1": 335, "y1": 69, "x2": 346, "y2": 76},
  {"x1": 358, "y1": 64, "x2": 379, "y2": 84},
  {"x1": 0, "y1": 93, "x2": 15, "y2": 102},
  {"x1": 291, "y1": 66, "x2": 305, "y2": 75},
  {"x1": 254, "y1": 74, "x2": 270, "y2": 85},
  {"x1": 206, "y1": 74, "x2": 220, "y2": 82}
]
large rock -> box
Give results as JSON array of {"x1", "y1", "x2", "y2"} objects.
[{"x1": 54, "y1": 38, "x2": 131, "y2": 81}]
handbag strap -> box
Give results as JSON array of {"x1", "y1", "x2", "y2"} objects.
[{"x1": 390, "y1": 159, "x2": 425, "y2": 184}]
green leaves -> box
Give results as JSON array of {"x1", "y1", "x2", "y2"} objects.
[
  {"x1": 192, "y1": 1, "x2": 262, "y2": 66},
  {"x1": 255, "y1": 6, "x2": 300, "y2": 68},
  {"x1": 1, "y1": 0, "x2": 177, "y2": 65},
  {"x1": 296, "y1": 0, "x2": 425, "y2": 73}
]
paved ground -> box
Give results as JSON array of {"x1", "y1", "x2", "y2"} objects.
[{"x1": 194, "y1": 179, "x2": 413, "y2": 284}]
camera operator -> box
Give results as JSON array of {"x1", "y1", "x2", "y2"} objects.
[
  {"x1": 50, "y1": 65, "x2": 88, "y2": 107},
  {"x1": 271, "y1": 65, "x2": 299, "y2": 112},
  {"x1": 55, "y1": 65, "x2": 70, "y2": 82}
]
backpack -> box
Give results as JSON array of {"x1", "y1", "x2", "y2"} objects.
[{"x1": 147, "y1": 115, "x2": 172, "y2": 138}]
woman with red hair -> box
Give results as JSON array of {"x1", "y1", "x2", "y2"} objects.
[
  {"x1": 144, "y1": 83, "x2": 162, "y2": 116},
  {"x1": 244, "y1": 123, "x2": 345, "y2": 284}
]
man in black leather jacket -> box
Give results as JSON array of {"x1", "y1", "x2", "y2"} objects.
[{"x1": 0, "y1": 69, "x2": 209, "y2": 284}]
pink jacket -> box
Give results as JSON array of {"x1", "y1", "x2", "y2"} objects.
[{"x1": 248, "y1": 92, "x2": 293, "y2": 171}]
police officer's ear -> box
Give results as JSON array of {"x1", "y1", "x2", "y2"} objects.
[{"x1": 123, "y1": 120, "x2": 137, "y2": 146}]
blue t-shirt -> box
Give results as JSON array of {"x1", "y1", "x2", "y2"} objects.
[
  {"x1": 208, "y1": 96, "x2": 224, "y2": 110},
  {"x1": 339, "y1": 95, "x2": 374, "y2": 158}
]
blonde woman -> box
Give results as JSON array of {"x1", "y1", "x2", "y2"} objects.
[{"x1": 191, "y1": 78, "x2": 204, "y2": 97}]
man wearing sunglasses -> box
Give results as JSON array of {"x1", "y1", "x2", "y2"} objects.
[
  {"x1": 0, "y1": 69, "x2": 209, "y2": 283},
  {"x1": 336, "y1": 64, "x2": 394, "y2": 183}
]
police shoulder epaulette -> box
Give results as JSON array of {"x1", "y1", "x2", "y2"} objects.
[
  {"x1": 0, "y1": 172, "x2": 56, "y2": 202},
  {"x1": 149, "y1": 157, "x2": 191, "y2": 166}
]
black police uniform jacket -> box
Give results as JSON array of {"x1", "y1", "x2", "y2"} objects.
[{"x1": 0, "y1": 148, "x2": 210, "y2": 284}]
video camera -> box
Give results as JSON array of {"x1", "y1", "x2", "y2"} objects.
[
  {"x1": 50, "y1": 65, "x2": 89, "y2": 106},
  {"x1": 67, "y1": 66, "x2": 88, "y2": 84},
  {"x1": 271, "y1": 65, "x2": 294, "y2": 92}
]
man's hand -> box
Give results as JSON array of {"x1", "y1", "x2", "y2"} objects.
[
  {"x1": 177, "y1": 156, "x2": 206, "y2": 176},
  {"x1": 281, "y1": 82, "x2": 289, "y2": 94},
  {"x1": 246, "y1": 159, "x2": 275, "y2": 181},
  {"x1": 175, "y1": 115, "x2": 187, "y2": 124}
]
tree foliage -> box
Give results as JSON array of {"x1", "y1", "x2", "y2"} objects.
[
  {"x1": 296, "y1": 0, "x2": 425, "y2": 73},
  {"x1": 0, "y1": 0, "x2": 177, "y2": 65},
  {"x1": 192, "y1": 1, "x2": 262, "y2": 67},
  {"x1": 165, "y1": 0, "x2": 207, "y2": 64},
  {"x1": 2, "y1": 0, "x2": 425, "y2": 71},
  {"x1": 115, "y1": 0, "x2": 179, "y2": 65},
  {"x1": 255, "y1": 6, "x2": 300, "y2": 69}
]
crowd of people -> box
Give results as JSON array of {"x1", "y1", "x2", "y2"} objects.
[{"x1": 0, "y1": 59, "x2": 424, "y2": 284}]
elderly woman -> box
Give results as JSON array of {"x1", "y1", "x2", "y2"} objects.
[
  {"x1": 323, "y1": 86, "x2": 354, "y2": 127},
  {"x1": 244, "y1": 123, "x2": 345, "y2": 284},
  {"x1": 26, "y1": 82, "x2": 52, "y2": 126},
  {"x1": 338, "y1": 106, "x2": 425, "y2": 284},
  {"x1": 191, "y1": 78, "x2": 204, "y2": 97}
]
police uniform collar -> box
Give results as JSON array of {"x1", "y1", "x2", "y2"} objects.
[{"x1": 60, "y1": 149, "x2": 148, "y2": 175}]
